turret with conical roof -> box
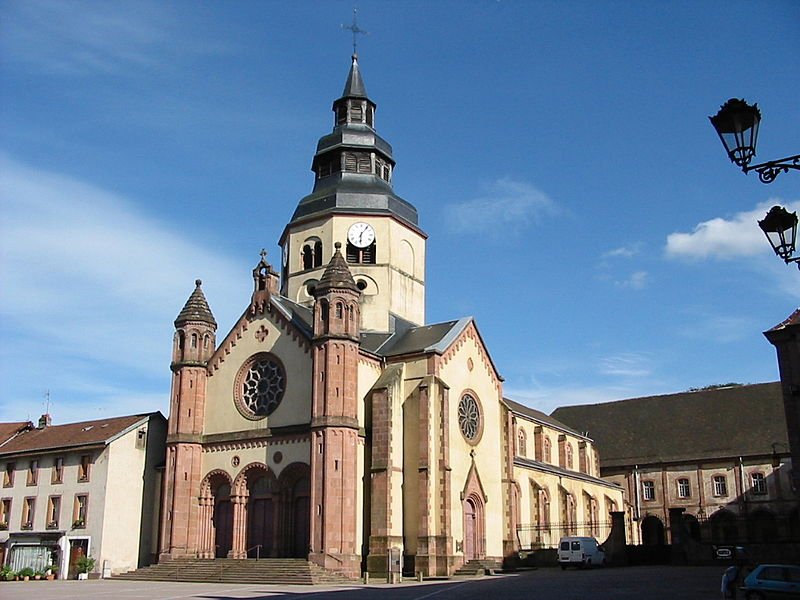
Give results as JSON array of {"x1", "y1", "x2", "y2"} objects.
[{"x1": 312, "y1": 243, "x2": 361, "y2": 341}]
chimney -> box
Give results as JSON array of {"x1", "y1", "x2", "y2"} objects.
[{"x1": 38, "y1": 414, "x2": 52, "y2": 429}]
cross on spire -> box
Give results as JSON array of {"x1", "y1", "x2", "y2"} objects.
[{"x1": 342, "y1": 7, "x2": 369, "y2": 55}]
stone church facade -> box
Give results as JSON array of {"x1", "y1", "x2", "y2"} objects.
[{"x1": 158, "y1": 54, "x2": 622, "y2": 578}]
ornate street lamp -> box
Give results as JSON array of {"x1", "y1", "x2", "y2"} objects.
[
  {"x1": 759, "y1": 205, "x2": 800, "y2": 267},
  {"x1": 710, "y1": 98, "x2": 800, "y2": 184}
]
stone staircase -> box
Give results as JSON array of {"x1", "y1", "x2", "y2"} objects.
[
  {"x1": 114, "y1": 557, "x2": 355, "y2": 585},
  {"x1": 453, "y1": 558, "x2": 503, "y2": 577}
]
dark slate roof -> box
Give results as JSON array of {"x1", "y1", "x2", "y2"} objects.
[
  {"x1": 270, "y1": 295, "x2": 314, "y2": 338},
  {"x1": 175, "y1": 279, "x2": 217, "y2": 328},
  {"x1": 316, "y1": 243, "x2": 358, "y2": 292},
  {"x1": 0, "y1": 413, "x2": 162, "y2": 456},
  {"x1": 766, "y1": 307, "x2": 800, "y2": 333},
  {"x1": 551, "y1": 382, "x2": 787, "y2": 469},
  {"x1": 376, "y1": 318, "x2": 469, "y2": 357},
  {"x1": 514, "y1": 457, "x2": 622, "y2": 491},
  {"x1": 341, "y1": 53, "x2": 367, "y2": 98},
  {"x1": 503, "y1": 398, "x2": 585, "y2": 439}
]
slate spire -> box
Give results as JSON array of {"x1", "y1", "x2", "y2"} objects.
[{"x1": 342, "y1": 53, "x2": 367, "y2": 99}]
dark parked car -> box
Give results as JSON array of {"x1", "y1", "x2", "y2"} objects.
[{"x1": 742, "y1": 564, "x2": 800, "y2": 599}]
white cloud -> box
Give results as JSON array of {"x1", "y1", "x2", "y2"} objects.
[
  {"x1": 602, "y1": 244, "x2": 640, "y2": 259},
  {"x1": 0, "y1": 155, "x2": 247, "y2": 421},
  {"x1": 598, "y1": 353, "x2": 652, "y2": 377},
  {"x1": 615, "y1": 270, "x2": 648, "y2": 290},
  {"x1": 443, "y1": 178, "x2": 557, "y2": 235},
  {"x1": 665, "y1": 200, "x2": 800, "y2": 261}
]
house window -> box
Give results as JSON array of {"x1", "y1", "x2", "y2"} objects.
[
  {"x1": 0, "y1": 498, "x2": 10, "y2": 528},
  {"x1": 135, "y1": 428, "x2": 147, "y2": 450},
  {"x1": 52, "y1": 457, "x2": 64, "y2": 484},
  {"x1": 713, "y1": 475, "x2": 728, "y2": 497},
  {"x1": 73, "y1": 494, "x2": 88, "y2": 528},
  {"x1": 642, "y1": 480, "x2": 656, "y2": 501},
  {"x1": 27, "y1": 460, "x2": 38, "y2": 486},
  {"x1": 677, "y1": 478, "x2": 691, "y2": 498},
  {"x1": 78, "y1": 455, "x2": 91, "y2": 482},
  {"x1": 517, "y1": 428, "x2": 527, "y2": 457},
  {"x1": 21, "y1": 497, "x2": 35, "y2": 529},
  {"x1": 543, "y1": 437, "x2": 552, "y2": 463},
  {"x1": 565, "y1": 444, "x2": 574, "y2": 470},
  {"x1": 751, "y1": 472, "x2": 767, "y2": 495},
  {"x1": 47, "y1": 496, "x2": 61, "y2": 529},
  {"x1": 3, "y1": 463, "x2": 14, "y2": 487}
]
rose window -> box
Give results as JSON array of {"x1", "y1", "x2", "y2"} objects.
[
  {"x1": 235, "y1": 354, "x2": 286, "y2": 419},
  {"x1": 458, "y1": 393, "x2": 481, "y2": 442}
]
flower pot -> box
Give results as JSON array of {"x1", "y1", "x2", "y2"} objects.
[{"x1": 77, "y1": 572, "x2": 88, "y2": 580}]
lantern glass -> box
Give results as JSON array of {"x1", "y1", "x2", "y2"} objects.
[
  {"x1": 709, "y1": 98, "x2": 761, "y2": 168},
  {"x1": 759, "y1": 205, "x2": 798, "y2": 260}
]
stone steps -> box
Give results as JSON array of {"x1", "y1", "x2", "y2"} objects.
[
  {"x1": 453, "y1": 558, "x2": 502, "y2": 577},
  {"x1": 114, "y1": 558, "x2": 354, "y2": 585}
]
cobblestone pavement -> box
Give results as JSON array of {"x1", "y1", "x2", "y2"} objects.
[{"x1": 0, "y1": 566, "x2": 722, "y2": 600}]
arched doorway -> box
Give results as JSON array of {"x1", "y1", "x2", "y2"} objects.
[
  {"x1": 277, "y1": 462, "x2": 311, "y2": 558},
  {"x1": 641, "y1": 515, "x2": 665, "y2": 546},
  {"x1": 709, "y1": 510, "x2": 738, "y2": 544},
  {"x1": 245, "y1": 467, "x2": 278, "y2": 558},
  {"x1": 463, "y1": 494, "x2": 485, "y2": 561},
  {"x1": 214, "y1": 483, "x2": 234, "y2": 557}
]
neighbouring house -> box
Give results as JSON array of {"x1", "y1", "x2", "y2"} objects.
[
  {"x1": 552, "y1": 382, "x2": 796, "y2": 549},
  {"x1": 0, "y1": 412, "x2": 166, "y2": 578}
]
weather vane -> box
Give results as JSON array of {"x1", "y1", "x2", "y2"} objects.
[{"x1": 342, "y1": 7, "x2": 369, "y2": 55}]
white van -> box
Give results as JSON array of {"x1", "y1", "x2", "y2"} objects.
[{"x1": 557, "y1": 536, "x2": 606, "y2": 569}]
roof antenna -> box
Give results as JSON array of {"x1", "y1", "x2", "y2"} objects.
[
  {"x1": 45, "y1": 389, "x2": 51, "y2": 414},
  {"x1": 342, "y1": 7, "x2": 369, "y2": 56}
]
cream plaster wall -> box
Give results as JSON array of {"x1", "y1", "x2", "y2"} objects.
[
  {"x1": 102, "y1": 427, "x2": 149, "y2": 574},
  {"x1": 283, "y1": 215, "x2": 426, "y2": 331},
  {"x1": 437, "y1": 334, "x2": 506, "y2": 559},
  {"x1": 205, "y1": 314, "x2": 312, "y2": 436}
]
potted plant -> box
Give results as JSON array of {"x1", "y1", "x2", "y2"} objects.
[
  {"x1": 18, "y1": 567, "x2": 34, "y2": 581},
  {"x1": 45, "y1": 564, "x2": 58, "y2": 580},
  {"x1": 0, "y1": 565, "x2": 14, "y2": 581},
  {"x1": 76, "y1": 555, "x2": 95, "y2": 580}
]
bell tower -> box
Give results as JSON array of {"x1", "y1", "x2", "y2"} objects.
[
  {"x1": 160, "y1": 279, "x2": 216, "y2": 560},
  {"x1": 308, "y1": 243, "x2": 362, "y2": 577},
  {"x1": 279, "y1": 54, "x2": 427, "y2": 333}
]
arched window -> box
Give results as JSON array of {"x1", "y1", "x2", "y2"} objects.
[
  {"x1": 335, "y1": 303, "x2": 343, "y2": 319},
  {"x1": 302, "y1": 245, "x2": 313, "y2": 270},
  {"x1": 517, "y1": 428, "x2": 527, "y2": 457},
  {"x1": 191, "y1": 333, "x2": 198, "y2": 349},
  {"x1": 566, "y1": 444, "x2": 574, "y2": 469},
  {"x1": 313, "y1": 241, "x2": 322, "y2": 267}
]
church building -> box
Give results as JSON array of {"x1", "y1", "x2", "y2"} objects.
[{"x1": 158, "y1": 54, "x2": 622, "y2": 578}]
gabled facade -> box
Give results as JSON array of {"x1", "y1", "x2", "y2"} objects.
[
  {"x1": 158, "y1": 54, "x2": 623, "y2": 578},
  {"x1": 0, "y1": 412, "x2": 166, "y2": 577}
]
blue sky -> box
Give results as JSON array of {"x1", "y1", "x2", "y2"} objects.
[{"x1": 1, "y1": 0, "x2": 799, "y2": 424}]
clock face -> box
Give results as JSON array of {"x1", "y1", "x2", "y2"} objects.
[{"x1": 347, "y1": 222, "x2": 375, "y2": 248}]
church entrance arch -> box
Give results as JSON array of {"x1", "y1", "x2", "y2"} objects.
[
  {"x1": 278, "y1": 462, "x2": 311, "y2": 558},
  {"x1": 244, "y1": 466, "x2": 278, "y2": 558},
  {"x1": 199, "y1": 470, "x2": 234, "y2": 559}
]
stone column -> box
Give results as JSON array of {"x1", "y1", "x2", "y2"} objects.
[{"x1": 229, "y1": 495, "x2": 248, "y2": 559}]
